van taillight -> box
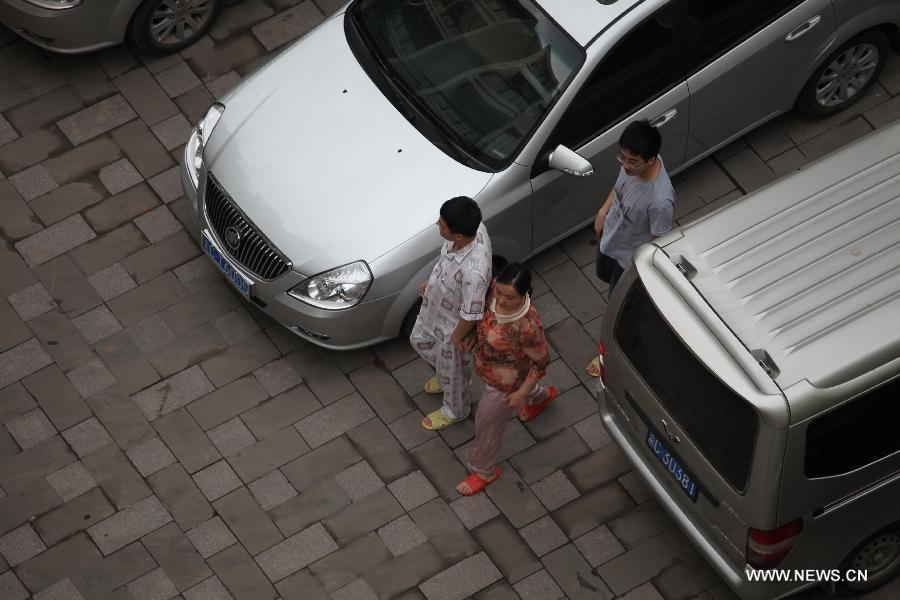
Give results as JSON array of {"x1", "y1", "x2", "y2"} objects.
[
  {"x1": 746, "y1": 519, "x2": 803, "y2": 569},
  {"x1": 598, "y1": 340, "x2": 606, "y2": 384}
]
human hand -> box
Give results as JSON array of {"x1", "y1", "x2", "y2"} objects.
[
  {"x1": 461, "y1": 334, "x2": 476, "y2": 353},
  {"x1": 593, "y1": 213, "x2": 604, "y2": 239},
  {"x1": 419, "y1": 281, "x2": 427, "y2": 296}
]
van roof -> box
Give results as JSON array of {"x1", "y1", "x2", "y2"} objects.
[{"x1": 661, "y1": 122, "x2": 900, "y2": 392}]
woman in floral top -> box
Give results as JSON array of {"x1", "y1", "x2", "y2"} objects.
[{"x1": 457, "y1": 262, "x2": 557, "y2": 495}]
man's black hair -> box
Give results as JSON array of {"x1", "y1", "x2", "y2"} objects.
[
  {"x1": 440, "y1": 196, "x2": 482, "y2": 237},
  {"x1": 618, "y1": 120, "x2": 661, "y2": 161}
]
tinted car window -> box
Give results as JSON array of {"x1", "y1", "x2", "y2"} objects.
[
  {"x1": 687, "y1": 0, "x2": 803, "y2": 70},
  {"x1": 805, "y1": 377, "x2": 900, "y2": 478},
  {"x1": 615, "y1": 280, "x2": 758, "y2": 491},
  {"x1": 551, "y1": 6, "x2": 678, "y2": 151}
]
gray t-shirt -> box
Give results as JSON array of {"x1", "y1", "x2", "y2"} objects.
[{"x1": 599, "y1": 158, "x2": 675, "y2": 269}]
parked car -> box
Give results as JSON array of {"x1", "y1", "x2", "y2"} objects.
[
  {"x1": 597, "y1": 120, "x2": 900, "y2": 599},
  {"x1": 180, "y1": 0, "x2": 900, "y2": 349},
  {"x1": 0, "y1": 0, "x2": 222, "y2": 54}
]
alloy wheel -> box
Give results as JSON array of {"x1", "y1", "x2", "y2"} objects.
[
  {"x1": 814, "y1": 43, "x2": 880, "y2": 108},
  {"x1": 149, "y1": 0, "x2": 216, "y2": 47}
]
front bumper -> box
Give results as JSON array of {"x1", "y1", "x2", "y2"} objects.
[
  {"x1": 0, "y1": 0, "x2": 124, "y2": 53},
  {"x1": 181, "y1": 157, "x2": 406, "y2": 350}
]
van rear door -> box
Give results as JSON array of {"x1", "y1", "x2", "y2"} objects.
[{"x1": 601, "y1": 244, "x2": 792, "y2": 585}]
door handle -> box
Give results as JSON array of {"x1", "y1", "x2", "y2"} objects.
[
  {"x1": 785, "y1": 15, "x2": 822, "y2": 42},
  {"x1": 650, "y1": 108, "x2": 677, "y2": 128}
]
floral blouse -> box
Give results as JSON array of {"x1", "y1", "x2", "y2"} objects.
[{"x1": 474, "y1": 300, "x2": 550, "y2": 394}]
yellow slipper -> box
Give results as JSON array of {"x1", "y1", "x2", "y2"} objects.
[
  {"x1": 422, "y1": 409, "x2": 459, "y2": 431},
  {"x1": 424, "y1": 376, "x2": 443, "y2": 394}
]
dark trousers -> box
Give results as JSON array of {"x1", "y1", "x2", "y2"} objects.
[{"x1": 595, "y1": 247, "x2": 624, "y2": 296}]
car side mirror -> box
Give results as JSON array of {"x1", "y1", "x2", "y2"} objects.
[{"x1": 548, "y1": 145, "x2": 594, "y2": 177}]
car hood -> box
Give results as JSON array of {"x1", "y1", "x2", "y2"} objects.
[{"x1": 204, "y1": 14, "x2": 493, "y2": 276}]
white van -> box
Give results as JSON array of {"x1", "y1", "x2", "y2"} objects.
[{"x1": 598, "y1": 120, "x2": 900, "y2": 599}]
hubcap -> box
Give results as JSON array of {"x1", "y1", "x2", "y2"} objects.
[
  {"x1": 815, "y1": 43, "x2": 880, "y2": 108},
  {"x1": 847, "y1": 532, "x2": 900, "y2": 587},
  {"x1": 149, "y1": 0, "x2": 215, "y2": 46}
]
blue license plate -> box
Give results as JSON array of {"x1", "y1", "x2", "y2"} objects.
[
  {"x1": 646, "y1": 429, "x2": 699, "y2": 502},
  {"x1": 201, "y1": 231, "x2": 252, "y2": 297}
]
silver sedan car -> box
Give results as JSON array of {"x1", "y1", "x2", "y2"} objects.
[
  {"x1": 181, "y1": 0, "x2": 900, "y2": 349},
  {"x1": 0, "y1": 0, "x2": 221, "y2": 54}
]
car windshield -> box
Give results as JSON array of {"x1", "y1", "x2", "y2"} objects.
[{"x1": 349, "y1": 0, "x2": 583, "y2": 169}]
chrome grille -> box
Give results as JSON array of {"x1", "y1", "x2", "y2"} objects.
[{"x1": 204, "y1": 175, "x2": 290, "y2": 280}]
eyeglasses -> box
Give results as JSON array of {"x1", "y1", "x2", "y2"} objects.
[{"x1": 616, "y1": 151, "x2": 648, "y2": 168}]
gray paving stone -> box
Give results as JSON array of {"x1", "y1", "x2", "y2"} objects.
[
  {"x1": 524, "y1": 385, "x2": 597, "y2": 442},
  {"x1": 280, "y1": 435, "x2": 360, "y2": 494},
  {"x1": 13, "y1": 533, "x2": 100, "y2": 594},
  {"x1": 513, "y1": 569, "x2": 563, "y2": 600},
  {"x1": 378, "y1": 514, "x2": 428, "y2": 557},
  {"x1": 242, "y1": 384, "x2": 320, "y2": 439},
  {"x1": 173, "y1": 256, "x2": 219, "y2": 290},
  {"x1": 509, "y1": 427, "x2": 589, "y2": 485},
  {"x1": 296, "y1": 393, "x2": 375, "y2": 449},
  {"x1": 519, "y1": 515, "x2": 568, "y2": 557},
  {"x1": 286, "y1": 352, "x2": 356, "y2": 406},
  {"x1": 127, "y1": 567, "x2": 179, "y2": 600},
  {"x1": 43, "y1": 135, "x2": 122, "y2": 186},
  {"x1": 0, "y1": 180, "x2": 42, "y2": 241},
  {"x1": 0, "y1": 569, "x2": 30, "y2": 600},
  {"x1": 8, "y1": 283, "x2": 57, "y2": 322},
  {"x1": 32, "y1": 577, "x2": 84, "y2": 600},
  {"x1": 127, "y1": 436, "x2": 177, "y2": 477},
  {"x1": 72, "y1": 223, "x2": 149, "y2": 276},
  {"x1": 33, "y1": 486, "x2": 114, "y2": 546},
  {"x1": 542, "y1": 543, "x2": 612, "y2": 600},
  {"x1": 617, "y1": 582, "x2": 665, "y2": 600},
  {"x1": 325, "y1": 486, "x2": 405, "y2": 545},
  {"x1": 0, "y1": 128, "x2": 67, "y2": 175},
  {"x1": 363, "y1": 542, "x2": 446, "y2": 600},
  {"x1": 0, "y1": 434, "x2": 75, "y2": 495},
  {"x1": 618, "y1": 471, "x2": 653, "y2": 505},
  {"x1": 99, "y1": 157, "x2": 143, "y2": 195},
  {"x1": 66, "y1": 358, "x2": 117, "y2": 399},
  {"x1": 389, "y1": 410, "x2": 438, "y2": 450},
  {"x1": 188, "y1": 376, "x2": 267, "y2": 431},
  {"x1": 552, "y1": 483, "x2": 634, "y2": 540},
  {"x1": 155, "y1": 62, "x2": 202, "y2": 98},
  {"x1": 46, "y1": 461, "x2": 96, "y2": 501},
  {"x1": 121, "y1": 230, "x2": 199, "y2": 286},
  {"x1": 348, "y1": 417, "x2": 417, "y2": 484},
  {"x1": 721, "y1": 147, "x2": 776, "y2": 194},
  {"x1": 200, "y1": 330, "x2": 280, "y2": 387},
  {"x1": 211, "y1": 488, "x2": 281, "y2": 557},
  {"x1": 0, "y1": 523, "x2": 47, "y2": 566},
  {"x1": 82, "y1": 443, "x2": 152, "y2": 510},
  {"x1": 799, "y1": 115, "x2": 873, "y2": 161},
  {"x1": 270, "y1": 478, "x2": 350, "y2": 536},
  {"x1": 419, "y1": 551, "x2": 502, "y2": 600},
  {"x1": 193, "y1": 460, "x2": 242, "y2": 501},
  {"x1": 565, "y1": 443, "x2": 630, "y2": 493},
  {"x1": 84, "y1": 382, "x2": 150, "y2": 452},
  {"x1": 151, "y1": 113, "x2": 192, "y2": 150},
  {"x1": 62, "y1": 416, "x2": 114, "y2": 458},
  {"x1": 349, "y1": 362, "x2": 415, "y2": 423},
  {"x1": 335, "y1": 460, "x2": 384, "y2": 501},
  {"x1": 390, "y1": 357, "x2": 434, "y2": 398},
  {"x1": 541, "y1": 260, "x2": 605, "y2": 325},
  {"x1": 128, "y1": 315, "x2": 176, "y2": 353},
  {"x1": 250, "y1": 3, "x2": 324, "y2": 51},
  {"x1": 680, "y1": 158, "x2": 736, "y2": 203},
  {"x1": 449, "y1": 493, "x2": 500, "y2": 531},
  {"x1": 114, "y1": 68, "x2": 179, "y2": 126},
  {"x1": 111, "y1": 118, "x2": 176, "y2": 178},
  {"x1": 57, "y1": 94, "x2": 136, "y2": 145},
  {"x1": 16, "y1": 214, "x2": 96, "y2": 268},
  {"x1": 606, "y1": 502, "x2": 673, "y2": 551},
  {"x1": 253, "y1": 357, "x2": 303, "y2": 396},
  {"x1": 186, "y1": 32, "x2": 265, "y2": 81},
  {"x1": 159, "y1": 282, "x2": 239, "y2": 336},
  {"x1": 186, "y1": 516, "x2": 237, "y2": 559},
  {"x1": 593, "y1": 533, "x2": 681, "y2": 597},
  {"x1": 248, "y1": 469, "x2": 297, "y2": 510},
  {"x1": 409, "y1": 437, "x2": 468, "y2": 502},
  {"x1": 0, "y1": 113, "x2": 19, "y2": 146},
  {"x1": 87, "y1": 494, "x2": 172, "y2": 555},
  {"x1": 213, "y1": 306, "x2": 261, "y2": 344},
  {"x1": 573, "y1": 413, "x2": 611, "y2": 451},
  {"x1": 471, "y1": 517, "x2": 540, "y2": 585},
  {"x1": 84, "y1": 181, "x2": 159, "y2": 235},
  {"x1": 482, "y1": 462, "x2": 546, "y2": 529},
  {"x1": 33, "y1": 256, "x2": 102, "y2": 320},
  {"x1": 135, "y1": 205, "x2": 183, "y2": 243},
  {"x1": 0, "y1": 297, "x2": 32, "y2": 355},
  {"x1": 332, "y1": 578, "x2": 379, "y2": 600},
  {"x1": 0, "y1": 382, "x2": 37, "y2": 427},
  {"x1": 574, "y1": 525, "x2": 626, "y2": 568},
  {"x1": 6, "y1": 407, "x2": 56, "y2": 449},
  {"x1": 208, "y1": 417, "x2": 256, "y2": 457},
  {"x1": 183, "y1": 576, "x2": 234, "y2": 600},
  {"x1": 256, "y1": 522, "x2": 339, "y2": 583},
  {"x1": 205, "y1": 70, "x2": 241, "y2": 98},
  {"x1": 95, "y1": 336, "x2": 161, "y2": 397},
  {"x1": 153, "y1": 408, "x2": 221, "y2": 474},
  {"x1": 388, "y1": 470, "x2": 440, "y2": 513},
  {"x1": 148, "y1": 165, "x2": 183, "y2": 204},
  {"x1": 134, "y1": 365, "x2": 215, "y2": 421},
  {"x1": 207, "y1": 543, "x2": 277, "y2": 600},
  {"x1": 228, "y1": 426, "x2": 309, "y2": 483},
  {"x1": 305, "y1": 534, "x2": 387, "y2": 592},
  {"x1": 410, "y1": 497, "x2": 480, "y2": 564},
  {"x1": 11, "y1": 163, "x2": 58, "y2": 201},
  {"x1": 745, "y1": 119, "x2": 795, "y2": 161},
  {"x1": 530, "y1": 470, "x2": 580, "y2": 512},
  {"x1": 146, "y1": 323, "x2": 228, "y2": 378},
  {"x1": 275, "y1": 569, "x2": 329, "y2": 600}
]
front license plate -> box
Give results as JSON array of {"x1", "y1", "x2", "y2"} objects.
[
  {"x1": 646, "y1": 429, "x2": 699, "y2": 502},
  {"x1": 201, "y1": 231, "x2": 252, "y2": 297}
]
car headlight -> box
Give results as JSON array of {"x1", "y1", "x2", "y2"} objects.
[
  {"x1": 23, "y1": 0, "x2": 81, "y2": 9},
  {"x1": 185, "y1": 103, "x2": 224, "y2": 189},
  {"x1": 288, "y1": 261, "x2": 373, "y2": 309}
]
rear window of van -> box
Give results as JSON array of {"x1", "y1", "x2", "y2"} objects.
[{"x1": 615, "y1": 280, "x2": 758, "y2": 491}]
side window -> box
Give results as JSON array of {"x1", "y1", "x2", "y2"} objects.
[
  {"x1": 550, "y1": 6, "x2": 678, "y2": 151},
  {"x1": 687, "y1": 0, "x2": 803, "y2": 70},
  {"x1": 805, "y1": 377, "x2": 900, "y2": 478}
]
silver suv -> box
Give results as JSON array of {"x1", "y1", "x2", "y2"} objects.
[{"x1": 180, "y1": 0, "x2": 900, "y2": 349}]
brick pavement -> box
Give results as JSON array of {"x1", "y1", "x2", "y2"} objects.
[{"x1": 1, "y1": 4, "x2": 900, "y2": 600}]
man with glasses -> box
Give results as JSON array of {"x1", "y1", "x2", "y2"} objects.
[{"x1": 587, "y1": 120, "x2": 675, "y2": 377}]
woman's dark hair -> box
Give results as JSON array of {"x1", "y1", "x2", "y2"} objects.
[
  {"x1": 440, "y1": 196, "x2": 482, "y2": 237},
  {"x1": 495, "y1": 262, "x2": 532, "y2": 297}
]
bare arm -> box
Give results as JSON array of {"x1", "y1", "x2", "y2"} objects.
[
  {"x1": 593, "y1": 187, "x2": 616, "y2": 239},
  {"x1": 451, "y1": 318, "x2": 477, "y2": 351}
]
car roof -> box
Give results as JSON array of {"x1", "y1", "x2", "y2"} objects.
[
  {"x1": 661, "y1": 122, "x2": 900, "y2": 394},
  {"x1": 538, "y1": 0, "x2": 643, "y2": 47}
]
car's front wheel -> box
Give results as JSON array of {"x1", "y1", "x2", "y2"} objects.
[
  {"x1": 127, "y1": 0, "x2": 223, "y2": 55},
  {"x1": 797, "y1": 30, "x2": 888, "y2": 118}
]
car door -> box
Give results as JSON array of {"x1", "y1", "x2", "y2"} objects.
[
  {"x1": 685, "y1": 0, "x2": 836, "y2": 158},
  {"x1": 530, "y1": 3, "x2": 690, "y2": 252}
]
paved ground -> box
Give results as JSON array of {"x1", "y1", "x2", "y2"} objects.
[{"x1": 1, "y1": 3, "x2": 900, "y2": 600}]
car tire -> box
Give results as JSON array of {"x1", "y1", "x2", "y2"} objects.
[
  {"x1": 797, "y1": 30, "x2": 889, "y2": 118},
  {"x1": 832, "y1": 522, "x2": 900, "y2": 596},
  {"x1": 400, "y1": 298, "x2": 422, "y2": 339},
  {"x1": 127, "y1": 0, "x2": 223, "y2": 55}
]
